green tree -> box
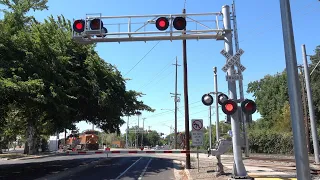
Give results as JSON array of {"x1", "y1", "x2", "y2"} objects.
[
  {"x1": 0, "y1": 0, "x2": 154, "y2": 154},
  {"x1": 247, "y1": 71, "x2": 289, "y2": 129},
  {"x1": 309, "y1": 45, "x2": 320, "y2": 123}
]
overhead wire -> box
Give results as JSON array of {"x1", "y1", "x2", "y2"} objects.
[
  {"x1": 138, "y1": 57, "x2": 176, "y2": 90},
  {"x1": 139, "y1": 56, "x2": 173, "y2": 89},
  {"x1": 145, "y1": 100, "x2": 201, "y2": 118},
  {"x1": 124, "y1": 41, "x2": 161, "y2": 76}
]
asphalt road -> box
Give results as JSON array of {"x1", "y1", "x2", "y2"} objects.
[
  {"x1": 0, "y1": 153, "x2": 178, "y2": 180},
  {"x1": 65, "y1": 156, "x2": 176, "y2": 180},
  {"x1": 0, "y1": 155, "x2": 103, "y2": 180}
]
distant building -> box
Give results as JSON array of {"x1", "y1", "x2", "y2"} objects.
[{"x1": 112, "y1": 140, "x2": 125, "y2": 148}]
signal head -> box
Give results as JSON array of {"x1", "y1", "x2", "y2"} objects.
[
  {"x1": 241, "y1": 99, "x2": 257, "y2": 115},
  {"x1": 202, "y1": 94, "x2": 213, "y2": 106},
  {"x1": 217, "y1": 93, "x2": 229, "y2": 105},
  {"x1": 173, "y1": 17, "x2": 186, "y2": 30},
  {"x1": 96, "y1": 27, "x2": 108, "y2": 37},
  {"x1": 156, "y1": 17, "x2": 169, "y2": 31},
  {"x1": 73, "y1": 19, "x2": 85, "y2": 33},
  {"x1": 90, "y1": 18, "x2": 104, "y2": 30},
  {"x1": 221, "y1": 100, "x2": 238, "y2": 115}
]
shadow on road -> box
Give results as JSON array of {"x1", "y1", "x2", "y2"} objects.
[{"x1": 0, "y1": 157, "x2": 102, "y2": 180}]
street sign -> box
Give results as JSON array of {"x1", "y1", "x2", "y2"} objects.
[
  {"x1": 226, "y1": 74, "x2": 243, "y2": 81},
  {"x1": 191, "y1": 131, "x2": 204, "y2": 146},
  {"x1": 221, "y1": 49, "x2": 246, "y2": 73},
  {"x1": 191, "y1": 119, "x2": 204, "y2": 147},
  {"x1": 191, "y1": 119, "x2": 203, "y2": 131}
]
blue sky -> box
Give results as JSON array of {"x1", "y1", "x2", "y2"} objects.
[{"x1": 2, "y1": 0, "x2": 319, "y2": 136}]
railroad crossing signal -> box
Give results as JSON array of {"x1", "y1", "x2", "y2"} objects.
[
  {"x1": 201, "y1": 94, "x2": 214, "y2": 106},
  {"x1": 73, "y1": 18, "x2": 107, "y2": 37},
  {"x1": 241, "y1": 99, "x2": 257, "y2": 115},
  {"x1": 221, "y1": 49, "x2": 246, "y2": 82},
  {"x1": 155, "y1": 17, "x2": 186, "y2": 31},
  {"x1": 221, "y1": 49, "x2": 246, "y2": 72},
  {"x1": 73, "y1": 19, "x2": 85, "y2": 33},
  {"x1": 221, "y1": 99, "x2": 238, "y2": 115},
  {"x1": 71, "y1": 12, "x2": 226, "y2": 43},
  {"x1": 218, "y1": 93, "x2": 229, "y2": 105}
]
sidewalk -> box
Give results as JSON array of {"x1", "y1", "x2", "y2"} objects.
[{"x1": 172, "y1": 153, "x2": 320, "y2": 179}]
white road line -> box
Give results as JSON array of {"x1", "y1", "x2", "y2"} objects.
[
  {"x1": 138, "y1": 158, "x2": 153, "y2": 180},
  {"x1": 114, "y1": 157, "x2": 142, "y2": 180}
]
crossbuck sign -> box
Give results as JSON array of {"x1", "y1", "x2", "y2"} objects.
[{"x1": 221, "y1": 49, "x2": 246, "y2": 73}]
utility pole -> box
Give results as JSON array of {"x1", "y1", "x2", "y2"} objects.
[
  {"x1": 302, "y1": 44, "x2": 320, "y2": 164},
  {"x1": 232, "y1": 0, "x2": 249, "y2": 157},
  {"x1": 213, "y1": 67, "x2": 223, "y2": 173},
  {"x1": 279, "y1": 1, "x2": 311, "y2": 179},
  {"x1": 135, "y1": 124, "x2": 137, "y2": 149},
  {"x1": 141, "y1": 118, "x2": 146, "y2": 147},
  {"x1": 209, "y1": 105, "x2": 212, "y2": 149},
  {"x1": 171, "y1": 56, "x2": 181, "y2": 149},
  {"x1": 126, "y1": 116, "x2": 129, "y2": 149},
  {"x1": 182, "y1": 8, "x2": 191, "y2": 169},
  {"x1": 222, "y1": 5, "x2": 247, "y2": 176},
  {"x1": 298, "y1": 65, "x2": 310, "y2": 153},
  {"x1": 213, "y1": 67, "x2": 220, "y2": 143},
  {"x1": 136, "y1": 114, "x2": 140, "y2": 148}
]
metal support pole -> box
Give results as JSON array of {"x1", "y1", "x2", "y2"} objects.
[
  {"x1": 222, "y1": 5, "x2": 247, "y2": 176},
  {"x1": 141, "y1": 118, "x2": 146, "y2": 147},
  {"x1": 298, "y1": 66, "x2": 311, "y2": 153},
  {"x1": 209, "y1": 106, "x2": 212, "y2": 149},
  {"x1": 137, "y1": 115, "x2": 140, "y2": 148},
  {"x1": 279, "y1": 0, "x2": 311, "y2": 179},
  {"x1": 214, "y1": 67, "x2": 220, "y2": 142},
  {"x1": 232, "y1": 0, "x2": 249, "y2": 158},
  {"x1": 126, "y1": 116, "x2": 129, "y2": 149},
  {"x1": 302, "y1": 44, "x2": 320, "y2": 164},
  {"x1": 213, "y1": 66, "x2": 224, "y2": 173},
  {"x1": 173, "y1": 57, "x2": 180, "y2": 149},
  {"x1": 182, "y1": 8, "x2": 191, "y2": 169}
]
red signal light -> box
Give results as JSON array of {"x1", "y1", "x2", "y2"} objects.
[
  {"x1": 73, "y1": 19, "x2": 85, "y2": 33},
  {"x1": 241, "y1": 99, "x2": 257, "y2": 115},
  {"x1": 221, "y1": 100, "x2": 238, "y2": 115},
  {"x1": 173, "y1": 17, "x2": 186, "y2": 30},
  {"x1": 156, "y1": 17, "x2": 169, "y2": 31},
  {"x1": 90, "y1": 18, "x2": 104, "y2": 30}
]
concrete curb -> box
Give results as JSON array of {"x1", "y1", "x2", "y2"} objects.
[
  {"x1": 12, "y1": 152, "x2": 66, "y2": 161},
  {"x1": 34, "y1": 157, "x2": 111, "y2": 180},
  {"x1": 175, "y1": 160, "x2": 192, "y2": 180}
]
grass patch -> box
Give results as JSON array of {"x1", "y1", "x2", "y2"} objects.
[{"x1": 0, "y1": 153, "x2": 28, "y2": 159}]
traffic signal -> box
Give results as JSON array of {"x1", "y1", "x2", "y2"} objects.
[
  {"x1": 218, "y1": 93, "x2": 229, "y2": 105},
  {"x1": 155, "y1": 17, "x2": 186, "y2": 31},
  {"x1": 73, "y1": 18, "x2": 108, "y2": 37},
  {"x1": 156, "y1": 17, "x2": 169, "y2": 31},
  {"x1": 201, "y1": 94, "x2": 213, "y2": 106},
  {"x1": 241, "y1": 99, "x2": 257, "y2": 115},
  {"x1": 173, "y1": 17, "x2": 186, "y2": 30},
  {"x1": 73, "y1": 19, "x2": 85, "y2": 33},
  {"x1": 90, "y1": 18, "x2": 103, "y2": 30},
  {"x1": 221, "y1": 99, "x2": 238, "y2": 115}
]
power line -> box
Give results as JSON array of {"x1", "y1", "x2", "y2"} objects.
[
  {"x1": 145, "y1": 100, "x2": 201, "y2": 119},
  {"x1": 124, "y1": 41, "x2": 161, "y2": 76},
  {"x1": 138, "y1": 57, "x2": 176, "y2": 90}
]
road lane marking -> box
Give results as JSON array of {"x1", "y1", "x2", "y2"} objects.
[
  {"x1": 114, "y1": 157, "x2": 142, "y2": 180},
  {"x1": 138, "y1": 158, "x2": 153, "y2": 180}
]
